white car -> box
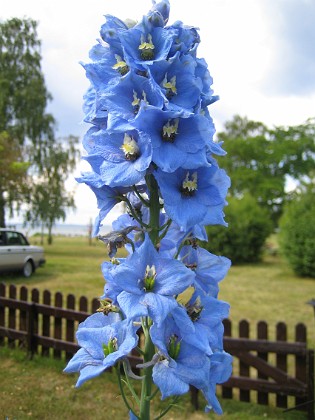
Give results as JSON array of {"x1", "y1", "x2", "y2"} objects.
[{"x1": 0, "y1": 228, "x2": 46, "y2": 278}]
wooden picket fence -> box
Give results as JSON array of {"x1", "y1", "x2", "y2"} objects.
[{"x1": 0, "y1": 282, "x2": 314, "y2": 419}]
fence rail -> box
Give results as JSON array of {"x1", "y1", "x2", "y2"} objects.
[{"x1": 0, "y1": 282, "x2": 314, "y2": 419}]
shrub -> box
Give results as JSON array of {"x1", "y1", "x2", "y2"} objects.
[
  {"x1": 279, "y1": 185, "x2": 315, "y2": 277},
  {"x1": 205, "y1": 194, "x2": 273, "y2": 264}
]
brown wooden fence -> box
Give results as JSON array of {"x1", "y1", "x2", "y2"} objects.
[{"x1": 0, "y1": 282, "x2": 314, "y2": 419}]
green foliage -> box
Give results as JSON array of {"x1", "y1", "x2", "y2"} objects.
[
  {"x1": 217, "y1": 115, "x2": 315, "y2": 225},
  {"x1": 0, "y1": 17, "x2": 54, "y2": 145},
  {"x1": 279, "y1": 184, "x2": 315, "y2": 277},
  {"x1": 0, "y1": 131, "x2": 30, "y2": 224},
  {"x1": 0, "y1": 17, "x2": 78, "y2": 230},
  {"x1": 25, "y1": 135, "x2": 79, "y2": 245},
  {"x1": 0, "y1": 17, "x2": 55, "y2": 226},
  {"x1": 205, "y1": 194, "x2": 273, "y2": 264}
]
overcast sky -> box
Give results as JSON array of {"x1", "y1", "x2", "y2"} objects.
[{"x1": 2, "y1": 0, "x2": 315, "y2": 226}]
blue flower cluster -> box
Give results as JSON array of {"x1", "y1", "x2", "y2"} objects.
[{"x1": 65, "y1": 1, "x2": 232, "y2": 417}]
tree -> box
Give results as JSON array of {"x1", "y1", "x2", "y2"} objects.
[
  {"x1": 279, "y1": 183, "x2": 315, "y2": 278},
  {"x1": 0, "y1": 17, "x2": 79, "y2": 230},
  {"x1": 25, "y1": 135, "x2": 79, "y2": 245},
  {"x1": 0, "y1": 132, "x2": 30, "y2": 225},
  {"x1": 205, "y1": 194, "x2": 273, "y2": 264},
  {"x1": 216, "y1": 115, "x2": 315, "y2": 225},
  {"x1": 0, "y1": 17, "x2": 55, "y2": 226}
]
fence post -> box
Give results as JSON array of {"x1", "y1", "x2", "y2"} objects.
[
  {"x1": 0, "y1": 283, "x2": 5, "y2": 346},
  {"x1": 31, "y1": 288, "x2": 39, "y2": 354},
  {"x1": 8, "y1": 285, "x2": 17, "y2": 348},
  {"x1": 222, "y1": 318, "x2": 233, "y2": 399},
  {"x1": 295, "y1": 323, "x2": 307, "y2": 410},
  {"x1": 66, "y1": 294, "x2": 75, "y2": 360},
  {"x1": 42, "y1": 290, "x2": 51, "y2": 356},
  {"x1": 27, "y1": 303, "x2": 36, "y2": 358},
  {"x1": 257, "y1": 320, "x2": 269, "y2": 405},
  {"x1": 307, "y1": 349, "x2": 314, "y2": 420},
  {"x1": 54, "y1": 292, "x2": 63, "y2": 359},
  {"x1": 276, "y1": 322, "x2": 288, "y2": 408},
  {"x1": 239, "y1": 320, "x2": 250, "y2": 402},
  {"x1": 91, "y1": 297, "x2": 99, "y2": 313},
  {"x1": 19, "y1": 286, "x2": 28, "y2": 349}
]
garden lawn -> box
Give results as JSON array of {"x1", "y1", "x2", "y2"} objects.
[
  {"x1": 0, "y1": 235, "x2": 313, "y2": 419},
  {"x1": 0, "y1": 346, "x2": 307, "y2": 419},
  {"x1": 1, "y1": 235, "x2": 314, "y2": 347}
]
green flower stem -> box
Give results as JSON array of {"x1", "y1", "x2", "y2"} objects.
[
  {"x1": 153, "y1": 396, "x2": 180, "y2": 420},
  {"x1": 115, "y1": 364, "x2": 139, "y2": 419},
  {"x1": 158, "y1": 219, "x2": 172, "y2": 242},
  {"x1": 174, "y1": 231, "x2": 193, "y2": 260},
  {"x1": 123, "y1": 195, "x2": 150, "y2": 229},
  {"x1": 132, "y1": 185, "x2": 150, "y2": 207},
  {"x1": 139, "y1": 318, "x2": 156, "y2": 419},
  {"x1": 138, "y1": 175, "x2": 160, "y2": 419},
  {"x1": 147, "y1": 174, "x2": 160, "y2": 246},
  {"x1": 122, "y1": 361, "x2": 141, "y2": 406}
]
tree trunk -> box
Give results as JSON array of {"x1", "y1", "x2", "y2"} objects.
[
  {"x1": 40, "y1": 223, "x2": 44, "y2": 245},
  {"x1": 47, "y1": 222, "x2": 53, "y2": 245},
  {"x1": 0, "y1": 190, "x2": 6, "y2": 227}
]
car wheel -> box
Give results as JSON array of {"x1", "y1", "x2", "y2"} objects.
[{"x1": 23, "y1": 261, "x2": 33, "y2": 278}]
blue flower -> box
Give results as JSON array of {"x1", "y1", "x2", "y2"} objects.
[
  {"x1": 149, "y1": 53, "x2": 202, "y2": 112},
  {"x1": 103, "y1": 71, "x2": 164, "y2": 126},
  {"x1": 166, "y1": 21, "x2": 200, "y2": 57},
  {"x1": 150, "y1": 315, "x2": 210, "y2": 398},
  {"x1": 155, "y1": 165, "x2": 230, "y2": 230},
  {"x1": 83, "y1": 46, "x2": 129, "y2": 93},
  {"x1": 183, "y1": 292, "x2": 230, "y2": 354},
  {"x1": 195, "y1": 57, "x2": 219, "y2": 108},
  {"x1": 102, "y1": 234, "x2": 195, "y2": 324},
  {"x1": 179, "y1": 245, "x2": 231, "y2": 297},
  {"x1": 133, "y1": 107, "x2": 212, "y2": 172},
  {"x1": 118, "y1": 26, "x2": 174, "y2": 66},
  {"x1": 202, "y1": 351, "x2": 233, "y2": 415},
  {"x1": 100, "y1": 14, "x2": 128, "y2": 53},
  {"x1": 83, "y1": 127, "x2": 152, "y2": 187},
  {"x1": 149, "y1": 1, "x2": 170, "y2": 25},
  {"x1": 64, "y1": 312, "x2": 139, "y2": 387},
  {"x1": 82, "y1": 86, "x2": 108, "y2": 126},
  {"x1": 76, "y1": 171, "x2": 137, "y2": 235},
  {"x1": 159, "y1": 221, "x2": 207, "y2": 258}
]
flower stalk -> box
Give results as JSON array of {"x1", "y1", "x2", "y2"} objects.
[{"x1": 65, "y1": 2, "x2": 233, "y2": 419}]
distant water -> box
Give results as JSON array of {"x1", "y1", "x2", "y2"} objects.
[{"x1": 6, "y1": 223, "x2": 111, "y2": 238}]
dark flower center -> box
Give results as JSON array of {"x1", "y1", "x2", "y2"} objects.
[
  {"x1": 180, "y1": 172, "x2": 198, "y2": 197},
  {"x1": 112, "y1": 54, "x2": 129, "y2": 76},
  {"x1": 120, "y1": 134, "x2": 140, "y2": 161},
  {"x1": 139, "y1": 34, "x2": 155, "y2": 60},
  {"x1": 168, "y1": 334, "x2": 181, "y2": 360},
  {"x1": 162, "y1": 119, "x2": 179, "y2": 143},
  {"x1": 186, "y1": 298, "x2": 203, "y2": 322}
]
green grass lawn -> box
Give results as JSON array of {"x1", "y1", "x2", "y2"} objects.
[
  {"x1": 0, "y1": 346, "x2": 307, "y2": 419},
  {"x1": 0, "y1": 234, "x2": 313, "y2": 418},
  {"x1": 2, "y1": 234, "x2": 314, "y2": 347}
]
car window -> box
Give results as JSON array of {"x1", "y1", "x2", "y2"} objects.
[
  {"x1": 6, "y1": 231, "x2": 28, "y2": 246},
  {"x1": 0, "y1": 232, "x2": 5, "y2": 246}
]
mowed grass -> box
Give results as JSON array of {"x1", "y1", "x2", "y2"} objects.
[
  {"x1": 0, "y1": 346, "x2": 307, "y2": 420},
  {"x1": 2, "y1": 234, "x2": 314, "y2": 347},
  {"x1": 0, "y1": 234, "x2": 313, "y2": 419}
]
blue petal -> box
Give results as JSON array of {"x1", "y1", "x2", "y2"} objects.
[
  {"x1": 141, "y1": 293, "x2": 177, "y2": 325},
  {"x1": 154, "y1": 257, "x2": 194, "y2": 295},
  {"x1": 153, "y1": 360, "x2": 189, "y2": 399},
  {"x1": 117, "y1": 291, "x2": 148, "y2": 319}
]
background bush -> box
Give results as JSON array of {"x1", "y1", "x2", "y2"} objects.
[
  {"x1": 279, "y1": 185, "x2": 315, "y2": 278},
  {"x1": 205, "y1": 194, "x2": 273, "y2": 264}
]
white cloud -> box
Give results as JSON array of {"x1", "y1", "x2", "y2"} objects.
[{"x1": 2, "y1": 0, "x2": 314, "y2": 225}]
